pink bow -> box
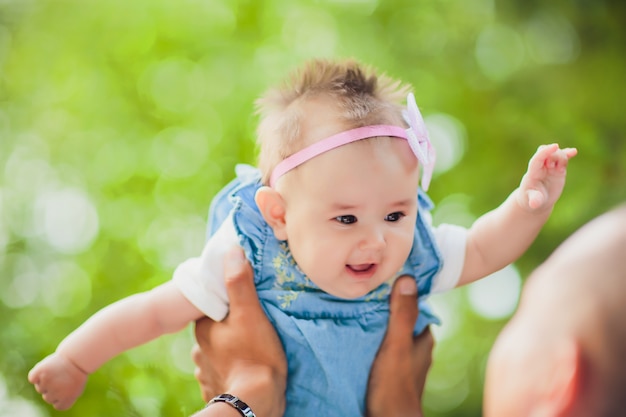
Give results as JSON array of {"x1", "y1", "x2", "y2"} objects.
[{"x1": 403, "y1": 92, "x2": 436, "y2": 191}]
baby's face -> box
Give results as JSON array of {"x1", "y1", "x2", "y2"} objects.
[{"x1": 279, "y1": 136, "x2": 420, "y2": 299}]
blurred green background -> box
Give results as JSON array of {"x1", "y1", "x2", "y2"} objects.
[{"x1": 1, "y1": 0, "x2": 624, "y2": 416}]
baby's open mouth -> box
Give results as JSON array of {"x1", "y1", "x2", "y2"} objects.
[{"x1": 347, "y1": 264, "x2": 376, "y2": 273}]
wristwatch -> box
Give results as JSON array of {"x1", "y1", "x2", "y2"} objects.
[{"x1": 207, "y1": 394, "x2": 256, "y2": 417}]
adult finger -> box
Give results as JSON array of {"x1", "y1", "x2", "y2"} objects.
[
  {"x1": 365, "y1": 276, "x2": 423, "y2": 417},
  {"x1": 190, "y1": 341, "x2": 205, "y2": 371},
  {"x1": 385, "y1": 275, "x2": 419, "y2": 346},
  {"x1": 223, "y1": 246, "x2": 261, "y2": 312},
  {"x1": 412, "y1": 326, "x2": 435, "y2": 393}
]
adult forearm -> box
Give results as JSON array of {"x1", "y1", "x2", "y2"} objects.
[
  {"x1": 192, "y1": 370, "x2": 285, "y2": 417},
  {"x1": 192, "y1": 402, "x2": 241, "y2": 417}
]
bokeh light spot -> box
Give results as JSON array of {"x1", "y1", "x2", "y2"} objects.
[
  {"x1": 101, "y1": 196, "x2": 151, "y2": 241},
  {"x1": 0, "y1": 25, "x2": 12, "y2": 80},
  {"x1": 197, "y1": 58, "x2": 236, "y2": 103},
  {"x1": 170, "y1": 331, "x2": 195, "y2": 374},
  {"x1": 425, "y1": 345, "x2": 471, "y2": 412},
  {"x1": 282, "y1": 7, "x2": 338, "y2": 58},
  {"x1": 105, "y1": 5, "x2": 156, "y2": 61},
  {"x1": 34, "y1": 188, "x2": 99, "y2": 254},
  {"x1": 467, "y1": 264, "x2": 521, "y2": 320},
  {"x1": 325, "y1": 0, "x2": 379, "y2": 15},
  {"x1": 127, "y1": 373, "x2": 165, "y2": 417},
  {"x1": 0, "y1": 108, "x2": 10, "y2": 140},
  {"x1": 429, "y1": 290, "x2": 464, "y2": 342},
  {"x1": 141, "y1": 58, "x2": 207, "y2": 114},
  {"x1": 151, "y1": 127, "x2": 209, "y2": 179},
  {"x1": 475, "y1": 23, "x2": 525, "y2": 82},
  {"x1": 425, "y1": 113, "x2": 467, "y2": 176},
  {"x1": 0, "y1": 375, "x2": 47, "y2": 417},
  {"x1": 1, "y1": 254, "x2": 38, "y2": 308},
  {"x1": 0, "y1": 189, "x2": 7, "y2": 264},
  {"x1": 433, "y1": 193, "x2": 476, "y2": 229},
  {"x1": 93, "y1": 138, "x2": 138, "y2": 186},
  {"x1": 139, "y1": 215, "x2": 206, "y2": 269},
  {"x1": 3, "y1": 139, "x2": 55, "y2": 203},
  {"x1": 525, "y1": 10, "x2": 580, "y2": 65},
  {"x1": 40, "y1": 261, "x2": 92, "y2": 317}
]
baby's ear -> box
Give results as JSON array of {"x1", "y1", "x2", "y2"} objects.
[
  {"x1": 542, "y1": 338, "x2": 583, "y2": 415},
  {"x1": 255, "y1": 186, "x2": 288, "y2": 241}
]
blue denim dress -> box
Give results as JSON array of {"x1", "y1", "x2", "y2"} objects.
[{"x1": 207, "y1": 165, "x2": 443, "y2": 417}]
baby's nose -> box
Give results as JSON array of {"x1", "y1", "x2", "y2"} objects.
[{"x1": 358, "y1": 229, "x2": 386, "y2": 252}]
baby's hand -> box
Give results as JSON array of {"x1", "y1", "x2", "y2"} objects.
[
  {"x1": 518, "y1": 143, "x2": 577, "y2": 211},
  {"x1": 28, "y1": 353, "x2": 88, "y2": 410}
]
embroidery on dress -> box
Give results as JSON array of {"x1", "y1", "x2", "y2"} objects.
[
  {"x1": 364, "y1": 283, "x2": 391, "y2": 301},
  {"x1": 273, "y1": 242, "x2": 298, "y2": 287},
  {"x1": 272, "y1": 242, "x2": 314, "y2": 307},
  {"x1": 364, "y1": 275, "x2": 395, "y2": 301},
  {"x1": 277, "y1": 291, "x2": 299, "y2": 309}
]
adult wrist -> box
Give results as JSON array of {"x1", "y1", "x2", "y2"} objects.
[
  {"x1": 206, "y1": 394, "x2": 255, "y2": 417},
  {"x1": 226, "y1": 367, "x2": 286, "y2": 417},
  {"x1": 193, "y1": 400, "x2": 240, "y2": 417}
]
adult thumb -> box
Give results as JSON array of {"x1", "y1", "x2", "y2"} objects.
[
  {"x1": 386, "y1": 275, "x2": 419, "y2": 343},
  {"x1": 223, "y1": 246, "x2": 261, "y2": 311}
]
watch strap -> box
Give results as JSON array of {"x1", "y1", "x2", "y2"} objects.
[{"x1": 206, "y1": 394, "x2": 256, "y2": 417}]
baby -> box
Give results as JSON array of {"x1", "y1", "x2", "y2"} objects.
[{"x1": 29, "y1": 59, "x2": 577, "y2": 416}]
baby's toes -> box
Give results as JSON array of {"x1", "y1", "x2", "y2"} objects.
[
  {"x1": 42, "y1": 391, "x2": 56, "y2": 405},
  {"x1": 54, "y1": 398, "x2": 73, "y2": 411},
  {"x1": 33, "y1": 382, "x2": 46, "y2": 394}
]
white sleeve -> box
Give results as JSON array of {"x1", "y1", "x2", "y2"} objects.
[
  {"x1": 430, "y1": 223, "x2": 467, "y2": 294},
  {"x1": 172, "y1": 215, "x2": 239, "y2": 321}
]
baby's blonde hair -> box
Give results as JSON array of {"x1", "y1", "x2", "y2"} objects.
[{"x1": 255, "y1": 58, "x2": 412, "y2": 184}]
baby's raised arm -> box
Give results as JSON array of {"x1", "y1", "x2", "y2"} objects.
[
  {"x1": 28, "y1": 281, "x2": 204, "y2": 410},
  {"x1": 457, "y1": 144, "x2": 577, "y2": 286}
]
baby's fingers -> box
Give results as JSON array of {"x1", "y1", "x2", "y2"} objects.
[
  {"x1": 527, "y1": 189, "x2": 545, "y2": 210},
  {"x1": 528, "y1": 144, "x2": 577, "y2": 173},
  {"x1": 548, "y1": 147, "x2": 578, "y2": 171},
  {"x1": 528, "y1": 143, "x2": 559, "y2": 172},
  {"x1": 562, "y1": 147, "x2": 578, "y2": 159}
]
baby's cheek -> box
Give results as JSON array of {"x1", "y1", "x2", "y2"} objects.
[
  {"x1": 401, "y1": 230, "x2": 415, "y2": 253},
  {"x1": 390, "y1": 234, "x2": 413, "y2": 269}
]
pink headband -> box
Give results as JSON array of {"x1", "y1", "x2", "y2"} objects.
[{"x1": 269, "y1": 93, "x2": 435, "y2": 191}]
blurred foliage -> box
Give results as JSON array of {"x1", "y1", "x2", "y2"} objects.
[{"x1": 0, "y1": 0, "x2": 624, "y2": 416}]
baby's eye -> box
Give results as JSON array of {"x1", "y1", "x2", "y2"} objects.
[
  {"x1": 335, "y1": 215, "x2": 357, "y2": 225},
  {"x1": 385, "y1": 212, "x2": 405, "y2": 222}
]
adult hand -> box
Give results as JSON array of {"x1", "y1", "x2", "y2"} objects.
[
  {"x1": 366, "y1": 276, "x2": 434, "y2": 417},
  {"x1": 191, "y1": 250, "x2": 433, "y2": 417},
  {"x1": 191, "y1": 247, "x2": 287, "y2": 417}
]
